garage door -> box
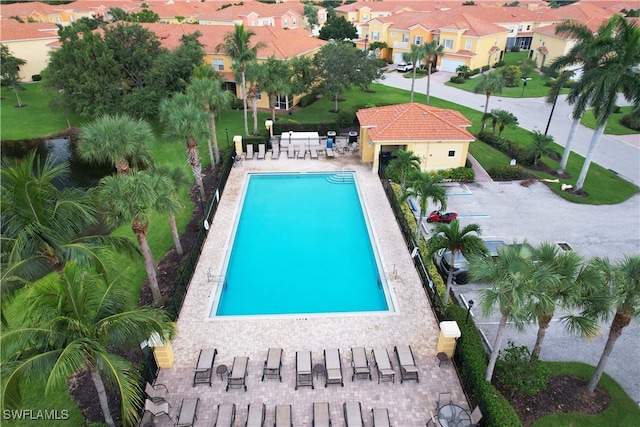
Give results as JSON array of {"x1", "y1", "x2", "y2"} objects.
[
  {"x1": 440, "y1": 58, "x2": 466, "y2": 73},
  {"x1": 394, "y1": 52, "x2": 404, "y2": 64}
]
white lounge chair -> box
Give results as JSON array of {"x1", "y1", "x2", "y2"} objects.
[
  {"x1": 214, "y1": 403, "x2": 235, "y2": 427},
  {"x1": 313, "y1": 402, "x2": 331, "y2": 427},
  {"x1": 351, "y1": 347, "x2": 371, "y2": 381},
  {"x1": 394, "y1": 345, "x2": 419, "y2": 383},
  {"x1": 262, "y1": 348, "x2": 282, "y2": 381},
  {"x1": 144, "y1": 399, "x2": 170, "y2": 420},
  {"x1": 295, "y1": 350, "x2": 314, "y2": 390},
  {"x1": 287, "y1": 143, "x2": 295, "y2": 158},
  {"x1": 226, "y1": 356, "x2": 249, "y2": 391},
  {"x1": 246, "y1": 144, "x2": 254, "y2": 160},
  {"x1": 324, "y1": 348, "x2": 344, "y2": 387},
  {"x1": 175, "y1": 398, "x2": 199, "y2": 427},
  {"x1": 371, "y1": 348, "x2": 395, "y2": 383},
  {"x1": 372, "y1": 408, "x2": 391, "y2": 427},
  {"x1": 272, "y1": 143, "x2": 280, "y2": 159},
  {"x1": 297, "y1": 145, "x2": 307, "y2": 159},
  {"x1": 310, "y1": 146, "x2": 318, "y2": 159},
  {"x1": 193, "y1": 348, "x2": 217, "y2": 386},
  {"x1": 245, "y1": 403, "x2": 265, "y2": 427},
  {"x1": 257, "y1": 143, "x2": 266, "y2": 160},
  {"x1": 275, "y1": 405, "x2": 293, "y2": 427},
  {"x1": 343, "y1": 402, "x2": 364, "y2": 427}
]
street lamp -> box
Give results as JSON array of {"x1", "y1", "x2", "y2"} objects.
[
  {"x1": 521, "y1": 77, "x2": 532, "y2": 97},
  {"x1": 265, "y1": 119, "x2": 273, "y2": 138},
  {"x1": 466, "y1": 300, "x2": 474, "y2": 324},
  {"x1": 225, "y1": 128, "x2": 229, "y2": 149}
]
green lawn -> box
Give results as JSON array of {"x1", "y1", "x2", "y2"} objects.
[
  {"x1": 580, "y1": 106, "x2": 639, "y2": 135},
  {"x1": 533, "y1": 362, "x2": 640, "y2": 427}
]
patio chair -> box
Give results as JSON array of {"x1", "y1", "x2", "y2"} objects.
[
  {"x1": 246, "y1": 144, "x2": 254, "y2": 160},
  {"x1": 343, "y1": 401, "x2": 364, "y2": 427},
  {"x1": 175, "y1": 398, "x2": 199, "y2": 427},
  {"x1": 469, "y1": 406, "x2": 483, "y2": 426},
  {"x1": 275, "y1": 404, "x2": 293, "y2": 427},
  {"x1": 312, "y1": 402, "x2": 331, "y2": 427},
  {"x1": 326, "y1": 147, "x2": 335, "y2": 158},
  {"x1": 214, "y1": 403, "x2": 236, "y2": 427},
  {"x1": 226, "y1": 356, "x2": 249, "y2": 391},
  {"x1": 394, "y1": 345, "x2": 419, "y2": 383},
  {"x1": 144, "y1": 398, "x2": 170, "y2": 420},
  {"x1": 245, "y1": 403, "x2": 266, "y2": 427},
  {"x1": 262, "y1": 348, "x2": 283, "y2": 381},
  {"x1": 372, "y1": 408, "x2": 391, "y2": 427},
  {"x1": 192, "y1": 348, "x2": 217, "y2": 386},
  {"x1": 436, "y1": 392, "x2": 452, "y2": 411},
  {"x1": 287, "y1": 143, "x2": 295, "y2": 159},
  {"x1": 144, "y1": 382, "x2": 168, "y2": 403},
  {"x1": 371, "y1": 348, "x2": 395, "y2": 383},
  {"x1": 324, "y1": 348, "x2": 344, "y2": 387},
  {"x1": 272, "y1": 143, "x2": 280, "y2": 159},
  {"x1": 258, "y1": 144, "x2": 266, "y2": 160},
  {"x1": 310, "y1": 146, "x2": 318, "y2": 159},
  {"x1": 351, "y1": 347, "x2": 371, "y2": 381},
  {"x1": 297, "y1": 145, "x2": 306, "y2": 159},
  {"x1": 295, "y1": 350, "x2": 314, "y2": 390},
  {"x1": 426, "y1": 409, "x2": 438, "y2": 427}
]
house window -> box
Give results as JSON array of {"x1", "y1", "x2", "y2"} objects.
[
  {"x1": 443, "y1": 39, "x2": 453, "y2": 49},
  {"x1": 211, "y1": 59, "x2": 224, "y2": 71},
  {"x1": 526, "y1": 25, "x2": 531, "y2": 30},
  {"x1": 372, "y1": 31, "x2": 380, "y2": 41},
  {"x1": 465, "y1": 40, "x2": 472, "y2": 50},
  {"x1": 508, "y1": 26, "x2": 514, "y2": 33},
  {"x1": 518, "y1": 24, "x2": 523, "y2": 31},
  {"x1": 283, "y1": 19, "x2": 288, "y2": 25},
  {"x1": 402, "y1": 34, "x2": 409, "y2": 43},
  {"x1": 414, "y1": 35, "x2": 423, "y2": 45},
  {"x1": 293, "y1": 18, "x2": 297, "y2": 25},
  {"x1": 276, "y1": 94, "x2": 292, "y2": 110},
  {"x1": 362, "y1": 14, "x2": 368, "y2": 20},
  {"x1": 391, "y1": 32, "x2": 396, "y2": 37},
  {"x1": 448, "y1": 150, "x2": 455, "y2": 157}
]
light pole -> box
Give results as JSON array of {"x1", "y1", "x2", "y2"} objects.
[
  {"x1": 521, "y1": 77, "x2": 531, "y2": 97},
  {"x1": 466, "y1": 300, "x2": 474, "y2": 324},
  {"x1": 225, "y1": 128, "x2": 229, "y2": 149}
]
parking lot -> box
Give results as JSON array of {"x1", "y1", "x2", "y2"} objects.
[{"x1": 422, "y1": 180, "x2": 640, "y2": 403}]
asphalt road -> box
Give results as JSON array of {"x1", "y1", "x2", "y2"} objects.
[{"x1": 383, "y1": 68, "x2": 640, "y2": 403}]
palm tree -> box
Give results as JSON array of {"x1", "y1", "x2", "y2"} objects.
[
  {"x1": 260, "y1": 56, "x2": 293, "y2": 122},
  {"x1": 527, "y1": 131, "x2": 556, "y2": 167},
  {"x1": 216, "y1": 24, "x2": 266, "y2": 137},
  {"x1": 385, "y1": 149, "x2": 420, "y2": 190},
  {"x1": 244, "y1": 61, "x2": 266, "y2": 135},
  {"x1": 542, "y1": 70, "x2": 576, "y2": 173},
  {"x1": 187, "y1": 68, "x2": 232, "y2": 165},
  {"x1": 160, "y1": 92, "x2": 211, "y2": 200},
  {"x1": 491, "y1": 109, "x2": 519, "y2": 136},
  {"x1": 0, "y1": 262, "x2": 175, "y2": 427},
  {"x1": 427, "y1": 220, "x2": 486, "y2": 305},
  {"x1": 78, "y1": 114, "x2": 154, "y2": 175},
  {"x1": 403, "y1": 44, "x2": 426, "y2": 103},
  {"x1": 400, "y1": 171, "x2": 448, "y2": 240},
  {"x1": 552, "y1": 16, "x2": 640, "y2": 191},
  {"x1": 471, "y1": 243, "x2": 557, "y2": 381},
  {"x1": 151, "y1": 165, "x2": 188, "y2": 256},
  {"x1": 0, "y1": 152, "x2": 139, "y2": 303},
  {"x1": 423, "y1": 40, "x2": 444, "y2": 106},
  {"x1": 529, "y1": 242, "x2": 602, "y2": 360},
  {"x1": 98, "y1": 169, "x2": 163, "y2": 306},
  {"x1": 586, "y1": 255, "x2": 640, "y2": 393},
  {"x1": 474, "y1": 71, "x2": 505, "y2": 115}
]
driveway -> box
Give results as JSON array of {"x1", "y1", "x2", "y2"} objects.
[{"x1": 427, "y1": 180, "x2": 640, "y2": 403}]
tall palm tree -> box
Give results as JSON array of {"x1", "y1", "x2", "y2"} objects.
[
  {"x1": 151, "y1": 165, "x2": 188, "y2": 256},
  {"x1": 160, "y1": 92, "x2": 211, "y2": 200},
  {"x1": 216, "y1": 24, "x2": 266, "y2": 137},
  {"x1": 403, "y1": 44, "x2": 426, "y2": 103},
  {"x1": 527, "y1": 131, "x2": 556, "y2": 167},
  {"x1": 586, "y1": 255, "x2": 640, "y2": 393},
  {"x1": 187, "y1": 69, "x2": 232, "y2": 165},
  {"x1": 260, "y1": 56, "x2": 294, "y2": 122},
  {"x1": 244, "y1": 61, "x2": 266, "y2": 135},
  {"x1": 491, "y1": 109, "x2": 519, "y2": 136},
  {"x1": 471, "y1": 243, "x2": 556, "y2": 381},
  {"x1": 427, "y1": 220, "x2": 486, "y2": 305},
  {"x1": 0, "y1": 262, "x2": 175, "y2": 427},
  {"x1": 98, "y1": 169, "x2": 163, "y2": 306},
  {"x1": 423, "y1": 40, "x2": 444, "y2": 106},
  {"x1": 529, "y1": 242, "x2": 601, "y2": 360},
  {"x1": 385, "y1": 149, "x2": 420, "y2": 190},
  {"x1": 474, "y1": 71, "x2": 505, "y2": 115},
  {"x1": 0, "y1": 152, "x2": 139, "y2": 303},
  {"x1": 78, "y1": 114, "x2": 154, "y2": 175},
  {"x1": 400, "y1": 171, "x2": 448, "y2": 240}
]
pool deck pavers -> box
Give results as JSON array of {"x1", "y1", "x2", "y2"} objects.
[{"x1": 152, "y1": 152, "x2": 469, "y2": 427}]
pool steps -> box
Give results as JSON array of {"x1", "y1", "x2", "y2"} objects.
[{"x1": 326, "y1": 172, "x2": 354, "y2": 184}]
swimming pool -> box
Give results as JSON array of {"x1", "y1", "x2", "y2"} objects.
[{"x1": 211, "y1": 172, "x2": 392, "y2": 316}]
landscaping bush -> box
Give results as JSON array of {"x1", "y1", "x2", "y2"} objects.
[
  {"x1": 488, "y1": 165, "x2": 525, "y2": 180},
  {"x1": 482, "y1": 65, "x2": 490, "y2": 72},
  {"x1": 436, "y1": 167, "x2": 475, "y2": 182},
  {"x1": 337, "y1": 108, "x2": 356, "y2": 127},
  {"x1": 493, "y1": 60, "x2": 506, "y2": 68},
  {"x1": 477, "y1": 130, "x2": 511, "y2": 151},
  {"x1": 511, "y1": 145, "x2": 535, "y2": 166},
  {"x1": 450, "y1": 76, "x2": 466, "y2": 84},
  {"x1": 495, "y1": 341, "x2": 550, "y2": 398},
  {"x1": 620, "y1": 113, "x2": 640, "y2": 131},
  {"x1": 500, "y1": 65, "x2": 521, "y2": 87},
  {"x1": 510, "y1": 45, "x2": 521, "y2": 52},
  {"x1": 299, "y1": 93, "x2": 319, "y2": 108},
  {"x1": 470, "y1": 68, "x2": 481, "y2": 77},
  {"x1": 31, "y1": 74, "x2": 42, "y2": 82},
  {"x1": 612, "y1": 105, "x2": 621, "y2": 114}
]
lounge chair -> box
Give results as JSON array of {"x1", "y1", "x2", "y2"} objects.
[
  {"x1": 436, "y1": 392, "x2": 452, "y2": 410},
  {"x1": 295, "y1": 350, "x2": 314, "y2": 390},
  {"x1": 371, "y1": 348, "x2": 395, "y2": 383},
  {"x1": 193, "y1": 348, "x2": 217, "y2": 386},
  {"x1": 394, "y1": 345, "x2": 419, "y2": 383},
  {"x1": 324, "y1": 348, "x2": 344, "y2": 387},
  {"x1": 310, "y1": 146, "x2": 318, "y2": 159},
  {"x1": 215, "y1": 403, "x2": 236, "y2": 427},
  {"x1": 144, "y1": 382, "x2": 168, "y2": 403},
  {"x1": 226, "y1": 356, "x2": 249, "y2": 391},
  {"x1": 372, "y1": 408, "x2": 391, "y2": 427},
  {"x1": 258, "y1": 143, "x2": 266, "y2": 160},
  {"x1": 246, "y1": 144, "x2": 254, "y2": 160},
  {"x1": 274, "y1": 404, "x2": 293, "y2": 427},
  {"x1": 144, "y1": 399, "x2": 170, "y2": 420},
  {"x1": 246, "y1": 403, "x2": 266, "y2": 427},
  {"x1": 343, "y1": 402, "x2": 364, "y2": 427},
  {"x1": 272, "y1": 143, "x2": 280, "y2": 159},
  {"x1": 297, "y1": 145, "x2": 306, "y2": 159},
  {"x1": 287, "y1": 143, "x2": 295, "y2": 159},
  {"x1": 351, "y1": 347, "x2": 371, "y2": 381},
  {"x1": 326, "y1": 147, "x2": 335, "y2": 158},
  {"x1": 262, "y1": 348, "x2": 283, "y2": 381},
  {"x1": 312, "y1": 402, "x2": 331, "y2": 427},
  {"x1": 175, "y1": 398, "x2": 199, "y2": 427}
]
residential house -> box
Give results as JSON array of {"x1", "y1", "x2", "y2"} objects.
[
  {"x1": 0, "y1": 2, "x2": 68, "y2": 25},
  {"x1": 0, "y1": 19, "x2": 59, "y2": 81},
  {"x1": 356, "y1": 103, "x2": 475, "y2": 174}
]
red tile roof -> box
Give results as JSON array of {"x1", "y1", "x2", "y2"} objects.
[
  {"x1": 0, "y1": 19, "x2": 59, "y2": 42},
  {"x1": 0, "y1": 1, "x2": 57, "y2": 18},
  {"x1": 357, "y1": 103, "x2": 474, "y2": 143}
]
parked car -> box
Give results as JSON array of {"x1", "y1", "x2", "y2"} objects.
[
  {"x1": 396, "y1": 62, "x2": 414, "y2": 72},
  {"x1": 436, "y1": 240, "x2": 506, "y2": 284}
]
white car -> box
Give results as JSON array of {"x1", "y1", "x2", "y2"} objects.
[{"x1": 396, "y1": 62, "x2": 414, "y2": 72}]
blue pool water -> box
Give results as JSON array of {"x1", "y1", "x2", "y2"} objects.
[{"x1": 213, "y1": 172, "x2": 389, "y2": 316}]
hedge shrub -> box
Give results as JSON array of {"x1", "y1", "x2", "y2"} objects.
[
  {"x1": 481, "y1": 65, "x2": 490, "y2": 72},
  {"x1": 450, "y1": 76, "x2": 466, "y2": 84},
  {"x1": 436, "y1": 167, "x2": 475, "y2": 182},
  {"x1": 31, "y1": 74, "x2": 42, "y2": 81},
  {"x1": 488, "y1": 165, "x2": 525, "y2": 180},
  {"x1": 337, "y1": 109, "x2": 357, "y2": 127},
  {"x1": 510, "y1": 46, "x2": 521, "y2": 52},
  {"x1": 470, "y1": 68, "x2": 481, "y2": 77},
  {"x1": 299, "y1": 93, "x2": 319, "y2": 108},
  {"x1": 621, "y1": 113, "x2": 640, "y2": 131}
]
